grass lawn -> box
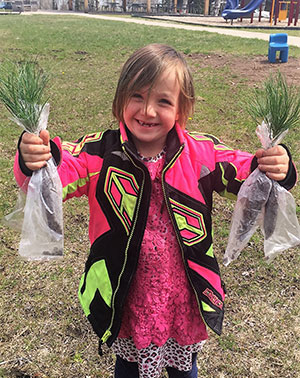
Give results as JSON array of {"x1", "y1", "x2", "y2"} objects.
[{"x1": 0, "y1": 14, "x2": 299, "y2": 378}]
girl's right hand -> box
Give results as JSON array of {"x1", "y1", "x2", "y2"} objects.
[{"x1": 20, "y1": 130, "x2": 52, "y2": 171}]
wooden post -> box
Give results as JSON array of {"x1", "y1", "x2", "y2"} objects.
[
  {"x1": 174, "y1": 0, "x2": 177, "y2": 12},
  {"x1": 84, "y1": 0, "x2": 88, "y2": 12},
  {"x1": 204, "y1": 0, "x2": 209, "y2": 15},
  {"x1": 270, "y1": 0, "x2": 275, "y2": 25},
  {"x1": 147, "y1": 0, "x2": 151, "y2": 13}
]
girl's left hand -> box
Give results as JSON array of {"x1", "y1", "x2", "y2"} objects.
[{"x1": 256, "y1": 145, "x2": 289, "y2": 181}]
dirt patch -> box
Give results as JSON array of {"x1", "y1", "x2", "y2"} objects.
[{"x1": 188, "y1": 52, "x2": 300, "y2": 86}]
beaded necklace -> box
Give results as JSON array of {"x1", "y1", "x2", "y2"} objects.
[{"x1": 137, "y1": 147, "x2": 166, "y2": 163}]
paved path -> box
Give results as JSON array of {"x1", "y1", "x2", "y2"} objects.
[{"x1": 25, "y1": 11, "x2": 300, "y2": 48}]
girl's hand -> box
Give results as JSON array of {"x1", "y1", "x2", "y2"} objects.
[
  {"x1": 20, "y1": 130, "x2": 52, "y2": 171},
  {"x1": 256, "y1": 145, "x2": 289, "y2": 181}
]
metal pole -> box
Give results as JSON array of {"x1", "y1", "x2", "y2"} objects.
[
  {"x1": 240, "y1": 0, "x2": 244, "y2": 22},
  {"x1": 259, "y1": 2, "x2": 262, "y2": 21},
  {"x1": 294, "y1": 0, "x2": 300, "y2": 25},
  {"x1": 288, "y1": 0, "x2": 295, "y2": 25},
  {"x1": 274, "y1": 0, "x2": 280, "y2": 25}
]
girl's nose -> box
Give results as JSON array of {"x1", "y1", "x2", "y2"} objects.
[{"x1": 143, "y1": 102, "x2": 156, "y2": 117}]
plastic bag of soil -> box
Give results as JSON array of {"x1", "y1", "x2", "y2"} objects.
[
  {"x1": 18, "y1": 152, "x2": 64, "y2": 260},
  {"x1": 263, "y1": 180, "x2": 300, "y2": 262},
  {"x1": 224, "y1": 73, "x2": 300, "y2": 265},
  {"x1": 1, "y1": 62, "x2": 64, "y2": 261},
  {"x1": 223, "y1": 122, "x2": 300, "y2": 266}
]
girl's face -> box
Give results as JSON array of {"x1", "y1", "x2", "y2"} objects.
[{"x1": 123, "y1": 69, "x2": 180, "y2": 158}]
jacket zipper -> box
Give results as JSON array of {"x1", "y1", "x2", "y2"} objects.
[
  {"x1": 101, "y1": 146, "x2": 146, "y2": 344},
  {"x1": 161, "y1": 145, "x2": 209, "y2": 330}
]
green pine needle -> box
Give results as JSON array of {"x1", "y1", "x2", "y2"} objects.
[
  {"x1": 247, "y1": 72, "x2": 300, "y2": 142},
  {"x1": 0, "y1": 61, "x2": 49, "y2": 133}
]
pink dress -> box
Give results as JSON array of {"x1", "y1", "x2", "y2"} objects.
[{"x1": 112, "y1": 155, "x2": 208, "y2": 377}]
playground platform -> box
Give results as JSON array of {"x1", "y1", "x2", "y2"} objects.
[{"x1": 141, "y1": 15, "x2": 300, "y2": 29}]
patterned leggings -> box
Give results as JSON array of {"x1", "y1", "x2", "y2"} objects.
[{"x1": 114, "y1": 353, "x2": 198, "y2": 378}]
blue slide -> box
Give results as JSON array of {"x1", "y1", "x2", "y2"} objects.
[
  {"x1": 222, "y1": 0, "x2": 264, "y2": 20},
  {"x1": 222, "y1": 0, "x2": 239, "y2": 13}
]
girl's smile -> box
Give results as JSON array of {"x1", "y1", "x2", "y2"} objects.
[
  {"x1": 123, "y1": 69, "x2": 180, "y2": 158},
  {"x1": 136, "y1": 120, "x2": 159, "y2": 128}
]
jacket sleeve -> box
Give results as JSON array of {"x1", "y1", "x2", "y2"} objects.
[
  {"x1": 276, "y1": 144, "x2": 297, "y2": 191},
  {"x1": 212, "y1": 147, "x2": 254, "y2": 200},
  {"x1": 202, "y1": 135, "x2": 297, "y2": 200},
  {"x1": 14, "y1": 133, "x2": 104, "y2": 201}
]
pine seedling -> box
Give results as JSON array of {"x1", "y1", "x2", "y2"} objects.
[
  {"x1": 0, "y1": 61, "x2": 49, "y2": 133},
  {"x1": 247, "y1": 71, "x2": 300, "y2": 144},
  {"x1": 1, "y1": 61, "x2": 63, "y2": 261},
  {"x1": 224, "y1": 72, "x2": 300, "y2": 265}
]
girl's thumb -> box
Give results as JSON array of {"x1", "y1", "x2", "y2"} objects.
[{"x1": 40, "y1": 130, "x2": 50, "y2": 146}]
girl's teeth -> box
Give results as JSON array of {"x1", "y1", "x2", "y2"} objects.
[{"x1": 138, "y1": 120, "x2": 156, "y2": 127}]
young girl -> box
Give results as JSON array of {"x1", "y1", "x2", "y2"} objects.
[{"x1": 15, "y1": 44, "x2": 296, "y2": 378}]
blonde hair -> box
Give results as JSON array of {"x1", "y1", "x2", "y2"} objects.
[{"x1": 112, "y1": 44, "x2": 195, "y2": 128}]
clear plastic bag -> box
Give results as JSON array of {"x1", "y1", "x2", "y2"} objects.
[
  {"x1": 223, "y1": 122, "x2": 300, "y2": 266},
  {"x1": 3, "y1": 185, "x2": 27, "y2": 233},
  {"x1": 262, "y1": 181, "x2": 300, "y2": 262},
  {"x1": 4, "y1": 105, "x2": 64, "y2": 261},
  {"x1": 18, "y1": 157, "x2": 64, "y2": 260},
  {"x1": 223, "y1": 168, "x2": 270, "y2": 266}
]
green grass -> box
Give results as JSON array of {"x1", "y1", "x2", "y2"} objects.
[{"x1": 0, "y1": 14, "x2": 299, "y2": 378}]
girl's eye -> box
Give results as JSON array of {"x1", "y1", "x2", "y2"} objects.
[
  {"x1": 132, "y1": 93, "x2": 143, "y2": 100},
  {"x1": 160, "y1": 98, "x2": 172, "y2": 105}
]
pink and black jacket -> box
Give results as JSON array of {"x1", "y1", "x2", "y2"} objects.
[{"x1": 14, "y1": 122, "x2": 296, "y2": 349}]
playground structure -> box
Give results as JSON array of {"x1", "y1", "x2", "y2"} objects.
[
  {"x1": 222, "y1": 0, "x2": 300, "y2": 25},
  {"x1": 270, "y1": 0, "x2": 300, "y2": 25},
  {"x1": 74, "y1": 0, "x2": 229, "y2": 14},
  {"x1": 222, "y1": 0, "x2": 263, "y2": 20},
  {"x1": 52, "y1": 0, "x2": 300, "y2": 25}
]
